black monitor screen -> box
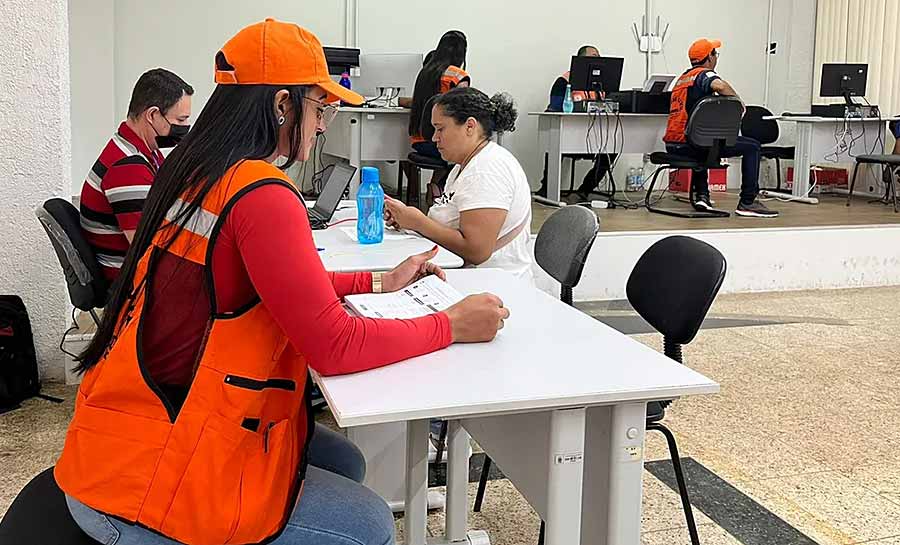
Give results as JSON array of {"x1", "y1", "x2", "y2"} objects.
[
  {"x1": 569, "y1": 56, "x2": 624, "y2": 95},
  {"x1": 820, "y1": 63, "x2": 868, "y2": 98}
]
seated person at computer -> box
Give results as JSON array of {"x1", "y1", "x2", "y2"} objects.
[
  {"x1": 80, "y1": 68, "x2": 194, "y2": 281},
  {"x1": 385, "y1": 87, "x2": 534, "y2": 284},
  {"x1": 409, "y1": 31, "x2": 470, "y2": 159},
  {"x1": 664, "y1": 38, "x2": 778, "y2": 218},
  {"x1": 537, "y1": 44, "x2": 616, "y2": 201}
]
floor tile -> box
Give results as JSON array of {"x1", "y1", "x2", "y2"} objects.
[{"x1": 752, "y1": 471, "x2": 900, "y2": 543}]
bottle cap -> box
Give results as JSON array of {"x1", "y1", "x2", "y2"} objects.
[{"x1": 361, "y1": 166, "x2": 380, "y2": 184}]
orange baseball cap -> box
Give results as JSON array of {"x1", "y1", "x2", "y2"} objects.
[
  {"x1": 689, "y1": 38, "x2": 722, "y2": 63},
  {"x1": 215, "y1": 18, "x2": 364, "y2": 105}
]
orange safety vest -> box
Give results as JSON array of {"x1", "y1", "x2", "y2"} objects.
[
  {"x1": 562, "y1": 71, "x2": 598, "y2": 103},
  {"x1": 55, "y1": 160, "x2": 312, "y2": 545},
  {"x1": 664, "y1": 67, "x2": 711, "y2": 144}
]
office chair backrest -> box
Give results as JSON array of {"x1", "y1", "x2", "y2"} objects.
[
  {"x1": 686, "y1": 96, "x2": 743, "y2": 149},
  {"x1": 35, "y1": 199, "x2": 109, "y2": 312},
  {"x1": 420, "y1": 95, "x2": 440, "y2": 143},
  {"x1": 626, "y1": 236, "x2": 726, "y2": 350},
  {"x1": 534, "y1": 206, "x2": 600, "y2": 305},
  {"x1": 741, "y1": 105, "x2": 779, "y2": 145}
]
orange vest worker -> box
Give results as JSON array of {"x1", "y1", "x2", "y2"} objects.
[
  {"x1": 664, "y1": 66, "x2": 710, "y2": 144},
  {"x1": 55, "y1": 19, "x2": 363, "y2": 545}
]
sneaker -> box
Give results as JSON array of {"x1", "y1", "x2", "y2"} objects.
[
  {"x1": 736, "y1": 200, "x2": 779, "y2": 218},
  {"x1": 692, "y1": 194, "x2": 714, "y2": 212}
]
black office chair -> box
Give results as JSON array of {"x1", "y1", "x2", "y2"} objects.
[
  {"x1": 846, "y1": 154, "x2": 900, "y2": 213},
  {"x1": 644, "y1": 96, "x2": 744, "y2": 218},
  {"x1": 400, "y1": 95, "x2": 451, "y2": 209},
  {"x1": 627, "y1": 235, "x2": 727, "y2": 545},
  {"x1": 741, "y1": 105, "x2": 795, "y2": 193},
  {"x1": 472, "y1": 206, "x2": 600, "y2": 544},
  {"x1": 0, "y1": 467, "x2": 101, "y2": 544},
  {"x1": 35, "y1": 199, "x2": 108, "y2": 325}
]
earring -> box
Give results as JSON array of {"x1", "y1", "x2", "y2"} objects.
[{"x1": 278, "y1": 116, "x2": 285, "y2": 126}]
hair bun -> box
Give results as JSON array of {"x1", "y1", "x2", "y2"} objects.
[{"x1": 489, "y1": 92, "x2": 517, "y2": 134}]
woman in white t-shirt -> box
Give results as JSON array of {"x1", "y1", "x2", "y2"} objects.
[{"x1": 384, "y1": 87, "x2": 534, "y2": 284}]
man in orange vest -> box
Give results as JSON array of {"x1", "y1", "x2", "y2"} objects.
[
  {"x1": 664, "y1": 38, "x2": 778, "y2": 218},
  {"x1": 536, "y1": 45, "x2": 616, "y2": 201}
]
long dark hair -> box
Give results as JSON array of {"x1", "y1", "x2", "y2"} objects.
[
  {"x1": 409, "y1": 30, "x2": 467, "y2": 136},
  {"x1": 434, "y1": 87, "x2": 517, "y2": 140},
  {"x1": 77, "y1": 74, "x2": 310, "y2": 372}
]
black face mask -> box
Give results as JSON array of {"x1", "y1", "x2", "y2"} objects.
[{"x1": 152, "y1": 113, "x2": 190, "y2": 148}]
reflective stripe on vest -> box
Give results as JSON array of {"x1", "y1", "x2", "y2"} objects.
[
  {"x1": 56, "y1": 159, "x2": 313, "y2": 545},
  {"x1": 664, "y1": 67, "x2": 710, "y2": 144}
]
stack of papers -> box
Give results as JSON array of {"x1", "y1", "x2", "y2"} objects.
[{"x1": 345, "y1": 275, "x2": 463, "y2": 319}]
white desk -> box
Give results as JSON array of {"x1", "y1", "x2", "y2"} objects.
[
  {"x1": 323, "y1": 107, "x2": 411, "y2": 196},
  {"x1": 312, "y1": 202, "x2": 463, "y2": 272},
  {"x1": 530, "y1": 112, "x2": 668, "y2": 204},
  {"x1": 769, "y1": 116, "x2": 893, "y2": 202},
  {"x1": 317, "y1": 269, "x2": 719, "y2": 545}
]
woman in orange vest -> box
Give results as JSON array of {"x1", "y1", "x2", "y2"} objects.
[
  {"x1": 409, "y1": 30, "x2": 470, "y2": 159},
  {"x1": 54, "y1": 19, "x2": 508, "y2": 545}
]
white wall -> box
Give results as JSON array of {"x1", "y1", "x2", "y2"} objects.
[
  {"x1": 766, "y1": 0, "x2": 818, "y2": 145},
  {"x1": 69, "y1": 0, "x2": 115, "y2": 193},
  {"x1": 111, "y1": 1, "x2": 348, "y2": 122},
  {"x1": 0, "y1": 0, "x2": 71, "y2": 381},
  {"x1": 653, "y1": 1, "x2": 770, "y2": 105}
]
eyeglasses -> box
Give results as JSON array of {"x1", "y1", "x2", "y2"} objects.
[{"x1": 302, "y1": 96, "x2": 338, "y2": 127}]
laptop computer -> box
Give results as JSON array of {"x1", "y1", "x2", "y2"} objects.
[{"x1": 309, "y1": 163, "x2": 357, "y2": 230}]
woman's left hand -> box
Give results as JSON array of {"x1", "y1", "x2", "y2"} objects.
[
  {"x1": 382, "y1": 246, "x2": 447, "y2": 292},
  {"x1": 384, "y1": 195, "x2": 427, "y2": 232}
]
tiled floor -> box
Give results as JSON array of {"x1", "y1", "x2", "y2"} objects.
[{"x1": 2, "y1": 286, "x2": 900, "y2": 545}]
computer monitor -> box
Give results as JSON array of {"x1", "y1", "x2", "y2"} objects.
[
  {"x1": 353, "y1": 53, "x2": 424, "y2": 100},
  {"x1": 569, "y1": 56, "x2": 624, "y2": 96},
  {"x1": 323, "y1": 47, "x2": 361, "y2": 76},
  {"x1": 820, "y1": 63, "x2": 868, "y2": 106},
  {"x1": 642, "y1": 74, "x2": 676, "y2": 93}
]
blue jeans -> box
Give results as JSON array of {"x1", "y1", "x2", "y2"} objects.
[
  {"x1": 667, "y1": 135, "x2": 761, "y2": 205},
  {"x1": 66, "y1": 424, "x2": 393, "y2": 545}
]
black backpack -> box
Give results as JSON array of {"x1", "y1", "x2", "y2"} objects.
[{"x1": 0, "y1": 295, "x2": 41, "y2": 413}]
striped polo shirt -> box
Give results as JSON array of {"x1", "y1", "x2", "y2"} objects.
[{"x1": 79, "y1": 122, "x2": 163, "y2": 281}]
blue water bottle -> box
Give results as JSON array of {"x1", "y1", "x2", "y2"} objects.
[
  {"x1": 357, "y1": 167, "x2": 384, "y2": 245},
  {"x1": 563, "y1": 84, "x2": 575, "y2": 113},
  {"x1": 339, "y1": 72, "x2": 352, "y2": 106}
]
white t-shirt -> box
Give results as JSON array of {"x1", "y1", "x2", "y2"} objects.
[{"x1": 428, "y1": 142, "x2": 534, "y2": 283}]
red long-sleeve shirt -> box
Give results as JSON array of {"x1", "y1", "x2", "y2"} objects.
[{"x1": 141, "y1": 183, "x2": 452, "y2": 387}]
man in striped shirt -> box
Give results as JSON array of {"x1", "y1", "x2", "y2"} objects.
[{"x1": 80, "y1": 68, "x2": 194, "y2": 281}]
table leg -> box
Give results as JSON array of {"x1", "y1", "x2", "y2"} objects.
[
  {"x1": 581, "y1": 402, "x2": 647, "y2": 545},
  {"x1": 405, "y1": 419, "x2": 429, "y2": 545},
  {"x1": 445, "y1": 420, "x2": 470, "y2": 542},
  {"x1": 349, "y1": 115, "x2": 362, "y2": 197},
  {"x1": 793, "y1": 123, "x2": 813, "y2": 199},
  {"x1": 544, "y1": 407, "x2": 586, "y2": 545},
  {"x1": 534, "y1": 117, "x2": 564, "y2": 207}
]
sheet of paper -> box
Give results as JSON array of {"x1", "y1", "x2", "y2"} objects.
[
  {"x1": 345, "y1": 275, "x2": 463, "y2": 319},
  {"x1": 339, "y1": 226, "x2": 419, "y2": 242}
]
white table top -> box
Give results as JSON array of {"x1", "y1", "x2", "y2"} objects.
[
  {"x1": 316, "y1": 268, "x2": 719, "y2": 427},
  {"x1": 768, "y1": 115, "x2": 898, "y2": 123},
  {"x1": 529, "y1": 111, "x2": 668, "y2": 118},
  {"x1": 338, "y1": 106, "x2": 410, "y2": 114},
  {"x1": 311, "y1": 201, "x2": 464, "y2": 273}
]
